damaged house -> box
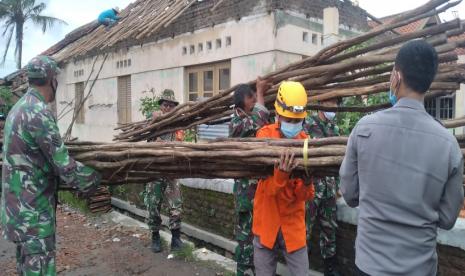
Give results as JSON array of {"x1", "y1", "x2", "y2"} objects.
[{"x1": 41, "y1": 0, "x2": 369, "y2": 142}]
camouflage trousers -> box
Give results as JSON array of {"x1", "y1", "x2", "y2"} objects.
[
  {"x1": 306, "y1": 177, "x2": 338, "y2": 260},
  {"x1": 143, "y1": 178, "x2": 182, "y2": 232},
  {"x1": 234, "y1": 178, "x2": 258, "y2": 276},
  {"x1": 15, "y1": 235, "x2": 56, "y2": 276}
]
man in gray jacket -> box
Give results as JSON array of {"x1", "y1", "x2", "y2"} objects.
[{"x1": 340, "y1": 40, "x2": 464, "y2": 276}]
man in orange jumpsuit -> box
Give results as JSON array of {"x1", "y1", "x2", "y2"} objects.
[{"x1": 253, "y1": 81, "x2": 315, "y2": 275}]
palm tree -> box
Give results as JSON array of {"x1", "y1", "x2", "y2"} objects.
[{"x1": 0, "y1": 0, "x2": 66, "y2": 69}]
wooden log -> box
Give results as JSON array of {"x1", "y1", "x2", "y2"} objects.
[
  {"x1": 325, "y1": 19, "x2": 461, "y2": 65},
  {"x1": 444, "y1": 116, "x2": 465, "y2": 128}
]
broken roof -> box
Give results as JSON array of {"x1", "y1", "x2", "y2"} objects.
[
  {"x1": 368, "y1": 14, "x2": 439, "y2": 34},
  {"x1": 368, "y1": 14, "x2": 464, "y2": 56},
  {"x1": 49, "y1": 0, "x2": 199, "y2": 62},
  {"x1": 44, "y1": 0, "x2": 369, "y2": 63}
]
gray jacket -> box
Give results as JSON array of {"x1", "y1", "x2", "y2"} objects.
[{"x1": 340, "y1": 97, "x2": 464, "y2": 276}]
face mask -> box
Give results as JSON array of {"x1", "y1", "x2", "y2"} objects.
[
  {"x1": 389, "y1": 89, "x2": 397, "y2": 106},
  {"x1": 280, "y1": 120, "x2": 303, "y2": 138},
  {"x1": 323, "y1": 112, "x2": 336, "y2": 121}
]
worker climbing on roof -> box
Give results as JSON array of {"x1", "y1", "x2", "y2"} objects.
[
  {"x1": 253, "y1": 81, "x2": 315, "y2": 275},
  {"x1": 229, "y1": 77, "x2": 271, "y2": 276},
  {"x1": 304, "y1": 97, "x2": 343, "y2": 276},
  {"x1": 1, "y1": 55, "x2": 101, "y2": 276},
  {"x1": 143, "y1": 89, "x2": 186, "y2": 254},
  {"x1": 98, "y1": 7, "x2": 121, "y2": 30}
]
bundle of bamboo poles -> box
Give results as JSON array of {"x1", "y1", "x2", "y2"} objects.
[
  {"x1": 114, "y1": 0, "x2": 465, "y2": 142},
  {"x1": 66, "y1": 137, "x2": 348, "y2": 184},
  {"x1": 67, "y1": 135, "x2": 465, "y2": 187}
]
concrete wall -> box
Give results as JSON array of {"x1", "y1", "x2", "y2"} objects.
[{"x1": 454, "y1": 55, "x2": 465, "y2": 135}]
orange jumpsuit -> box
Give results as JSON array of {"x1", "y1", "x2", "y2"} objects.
[{"x1": 252, "y1": 123, "x2": 315, "y2": 253}]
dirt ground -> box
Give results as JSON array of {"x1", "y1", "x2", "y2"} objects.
[{"x1": 0, "y1": 206, "x2": 228, "y2": 276}]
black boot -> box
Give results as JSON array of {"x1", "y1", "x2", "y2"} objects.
[
  {"x1": 171, "y1": 229, "x2": 185, "y2": 251},
  {"x1": 324, "y1": 256, "x2": 343, "y2": 276},
  {"x1": 151, "y1": 231, "x2": 162, "y2": 253}
]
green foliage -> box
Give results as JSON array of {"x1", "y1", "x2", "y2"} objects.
[
  {"x1": 183, "y1": 128, "x2": 197, "y2": 142},
  {"x1": 336, "y1": 92, "x2": 390, "y2": 135},
  {"x1": 173, "y1": 243, "x2": 195, "y2": 262},
  {"x1": 0, "y1": 86, "x2": 14, "y2": 115},
  {"x1": 58, "y1": 191, "x2": 91, "y2": 214},
  {"x1": 139, "y1": 88, "x2": 160, "y2": 118},
  {"x1": 343, "y1": 39, "x2": 373, "y2": 54}
]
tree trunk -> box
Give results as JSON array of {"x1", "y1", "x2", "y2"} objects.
[{"x1": 15, "y1": 21, "x2": 24, "y2": 69}]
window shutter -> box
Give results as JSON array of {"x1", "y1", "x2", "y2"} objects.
[{"x1": 118, "y1": 76, "x2": 132, "y2": 124}]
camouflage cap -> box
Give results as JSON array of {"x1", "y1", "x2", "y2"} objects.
[
  {"x1": 26, "y1": 55, "x2": 60, "y2": 80},
  {"x1": 158, "y1": 89, "x2": 179, "y2": 106}
]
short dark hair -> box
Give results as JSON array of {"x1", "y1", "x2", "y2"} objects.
[
  {"x1": 233, "y1": 84, "x2": 254, "y2": 110},
  {"x1": 395, "y1": 40, "x2": 438, "y2": 94},
  {"x1": 28, "y1": 78, "x2": 48, "y2": 86}
]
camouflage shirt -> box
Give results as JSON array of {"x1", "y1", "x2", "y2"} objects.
[
  {"x1": 229, "y1": 103, "x2": 269, "y2": 138},
  {"x1": 303, "y1": 114, "x2": 340, "y2": 138},
  {"x1": 1, "y1": 88, "x2": 101, "y2": 242},
  {"x1": 304, "y1": 114, "x2": 341, "y2": 197}
]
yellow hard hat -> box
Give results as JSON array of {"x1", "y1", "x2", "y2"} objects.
[{"x1": 274, "y1": 81, "x2": 308, "y2": 119}]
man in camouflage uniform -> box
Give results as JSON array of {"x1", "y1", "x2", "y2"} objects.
[
  {"x1": 304, "y1": 98, "x2": 342, "y2": 276},
  {"x1": 229, "y1": 78, "x2": 270, "y2": 276},
  {"x1": 1, "y1": 56, "x2": 101, "y2": 276},
  {"x1": 143, "y1": 89, "x2": 185, "y2": 253}
]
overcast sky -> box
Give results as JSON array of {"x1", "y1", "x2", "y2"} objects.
[{"x1": 0, "y1": 0, "x2": 463, "y2": 77}]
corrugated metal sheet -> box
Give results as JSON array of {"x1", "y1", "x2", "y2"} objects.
[{"x1": 198, "y1": 123, "x2": 229, "y2": 140}]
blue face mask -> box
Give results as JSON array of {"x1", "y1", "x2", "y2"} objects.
[
  {"x1": 323, "y1": 112, "x2": 336, "y2": 121},
  {"x1": 280, "y1": 120, "x2": 303, "y2": 138},
  {"x1": 389, "y1": 89, "x2": 397, "y2": 106}
]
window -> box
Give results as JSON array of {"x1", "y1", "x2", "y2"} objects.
[
  {"x1": 226, "y1": 36, "x2": 232, "y2": 46},
  {"x1": 321, "y1": 35, "x2": 324, "y2": 46},
  {"x1": 312, "y1": 33, "x2": 318, "y2": 45},
  {"x1": 425, "y1": 97, "x2": 436, "y2": 116},
  {"x1": 303, "y1": 32, "x2": 309, "y2": 42},
  {"x1": 206, "y1": 41, "x2": 212, "y2": 50},
  {"x1": 188, "y1": 72, "x2": 199, "y2": 101},
  {"x1": 182, "y1": 47, "x2": 187, "y2": 55},
  {"x1": 425, "y1": 96, "x2": 455, "y2": 120},
  {"x1": 190, "y1": 45, "x2": 195, "y2": 54},
  {"x1": 198, "y1": 43, "x2": 203, "y2": 52},
  {"x1": 117, "y1": 75, "x2": 132, "y2": 124},
  {"x1": 216, "y1": 39, "x2": 222, "y2": 49},
  {"x1": 440, "y1": 97, "x2": 454, "y2": 119},
  {"x1": 75, "y1": 82, "x2": 85, "y2": 124},
  {"x1": 219, "y1": 68, "x2": 230, "y2": 90},
  {"x1": 203, "y1": 71, "x2": 214, "y2": 97},
  {"x1": 186, "y1": 61, "x2": 231, "y2": 101}
]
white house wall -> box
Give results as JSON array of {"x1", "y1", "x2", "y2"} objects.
[
  {"x1": 456, "y1": 54, "x2": 465, "y2": 135},
  {"x1": 231, "y1": 51, "x2": 303, "y2": 85}
]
